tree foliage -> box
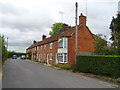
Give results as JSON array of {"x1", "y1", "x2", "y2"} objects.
[
  {"x1": 7, "y1": 51, "x2": 26, "y2": 58},
  {"x1": 109, "y1": 14, "x2": 120, "y2": 55},
  {"x1": 0, "y1": 35, "x2": 8, "y2": 63},
  {"x1": 94, "y1": 34, "x2": 108, "y2": 55},
  {"x1": 49, "y1": 23, "x2": 63, "y2": 36},
  {"x1": 49, "y1": 23, "x2": 71, "y2": 36},
  {"x1": 26, "y1": 51, "x2": 31, "y2": 60}
]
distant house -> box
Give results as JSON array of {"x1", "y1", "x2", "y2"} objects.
[{"x1": 26, "y1": 13, "x2": 96, "y2": 65}]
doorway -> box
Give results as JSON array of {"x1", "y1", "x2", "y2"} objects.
[{"x1": 47, "y1": 54, "x2": 49, "y2": 65}]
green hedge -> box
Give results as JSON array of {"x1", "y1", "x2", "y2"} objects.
[{"x1": 74, "y1": 55, "x2": 120, "y2": 78}]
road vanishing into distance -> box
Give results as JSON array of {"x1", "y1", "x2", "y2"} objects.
[{"x1": 2, "y1": 59, "x2": 118, "y2": 88}]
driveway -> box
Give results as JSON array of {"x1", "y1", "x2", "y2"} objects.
[{"x1": 2, "y1": 59, "x2": 118, "y2": 88}]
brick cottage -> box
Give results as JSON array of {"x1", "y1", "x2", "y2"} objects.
[{"x1": 26, "y1": 13, "x2": 96, "y2": 65}]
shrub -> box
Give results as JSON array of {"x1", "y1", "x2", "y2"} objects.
[
  {"x1": 74, "y1": 55, "x2": 120, "y2": 78},
  {"x1": 54, "y1": 64, "x2": 59, "y2": 68},
  {"x1": 59, "y1": 65, "x2": 71, "y2": 70},
  {"x1": 33, "y1": 60, "x2": 39, "y2": 62},
  {"x1": 54, "y1": 64, "x2": 71, "y2": 70}
]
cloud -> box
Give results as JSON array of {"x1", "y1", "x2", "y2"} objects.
[
  {"x1": 0, "y1": 0, "x2": 119, "y2": 52},
  {"x1": 0, "y1": 2, "x2": 27, "y2": 15}
]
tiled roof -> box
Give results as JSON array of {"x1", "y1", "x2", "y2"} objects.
[{"x1": 27, "y1": 28, "x2": 75, "y2": 50}]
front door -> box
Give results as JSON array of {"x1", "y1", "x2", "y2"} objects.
[
  {"x1": 56, "y1": 53, "x2": 58, "y2": 64},
  {"x1": 47, "y1": 54, "x2": 49, "y2": 65}
]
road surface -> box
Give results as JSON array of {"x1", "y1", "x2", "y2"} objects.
[{"x1": 2, "y1": 59, "x2": 117, "y2": 88}]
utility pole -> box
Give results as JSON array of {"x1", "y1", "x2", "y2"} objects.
[
  {"x1": 75, "y1": 2, "x2": 78, "y2": 64},
  {"x1": 86, "y1": 0, "x2": 87, "y2": 21},
  {"x1": 59, "y1": 11, "x2": 64, "y2": 23}
]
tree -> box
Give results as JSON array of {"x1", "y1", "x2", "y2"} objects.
[
  {"x1": 49, "y1": 23, "x2": 63, "y2": 36},
  {"x1": 0, "y1": 35, "x2": 8, "y2": 63},
  {"x1": 26, "y1": 51, "x2": 31, "y2": 60},
  {"x1": 49, "y1": 23, "x2": 71, "y2": 36},
  {"x1": 7, "y1": 51, "x2": 26, "y2": 58},
  {"x1": 109, "y1": 14, "x2": 120, "y2": 55},
  {"x1": 94, "y1": 34, "x2": 108, "y2": 55},
  {"x1": 0, "y1": 36, "x2": 2, "y2": 64}
]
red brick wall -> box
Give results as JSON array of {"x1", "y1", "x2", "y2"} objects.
[
  {"x1": 68, "y1": 26, "x2": 95, "y2": 65},
  {"x1": 68, "y1": 34, "x2": 76, "y2": 65},
  {"x1": 78, "y1": 26, "x2": 95, "y2": 52},
  {"x1": 68, "y1": 14, "x2": 95, "y2": 65},
  {"x1": 36, "y1": 41, "x2": 58, "y2": 65}
]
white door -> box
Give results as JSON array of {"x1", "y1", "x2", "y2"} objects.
[{"x1": 47, "y1": 54, "x2": 49, "y2": 65}]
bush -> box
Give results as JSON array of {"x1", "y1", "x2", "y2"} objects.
[
  {"x1": 33, "y1": 60, "x2": 39, "y2": 62},
  {"x1": 54, "y1": 64, "x2": 71, "y2": 70},
  {"x1": 59, "y1": 65, "x2": 71, "y2": 70},
  {"x1": 74, "y1": 55, "x2": 120, "y2": 78},
  {"x1": 54, "y1": 64, "x2": 59, "y2": 68}
]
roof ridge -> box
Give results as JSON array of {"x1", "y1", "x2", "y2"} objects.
[{"x1": 27, "y1": 28, "x2": 75, "y2": 49}]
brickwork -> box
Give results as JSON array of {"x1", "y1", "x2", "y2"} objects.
[{"x1": 26, "y1": 13, "x2": 95, "y2": 66}]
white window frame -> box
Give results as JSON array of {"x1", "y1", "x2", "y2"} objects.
[
  {"x1": 63, "y1": 38, "x2": 67, "y2": 48},
  {"x1": 37, "y1": 46, "x2": 39, "y2": 51},
  {"x1": 40, "y1": 46, "x2": 42, "y2": 50},
  {"x1": 58, "y1": 38, "x2": 67, "y2": 49},
  {"x1": 44, "y1": 45, "x2": 46, "y2": 49},
  {"x1": 50, "y1": 53, "x2": 53, "y2": 60},
  {"x1": 50, "y1": 43, "x2": 53, "y2": 49},
  {"x1": 58, "y1": 53, "x2": 68, "y2": 63},
  {"x1": 34, "y1": 47, "x2": 37, "y2": 51},
  {"x1": 58, "y1": 38, "x2": 63, "y2": 48},
  {"x1": 40, "y1": 54, "x2": 42, "y2": 59},
  {"x1": 44, "y1": 54, "x2": 46, "y2": 59}
]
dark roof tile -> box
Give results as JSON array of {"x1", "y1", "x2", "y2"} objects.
[{"x1": 27, "y1": 28, "x2": 75, "y2": 50}]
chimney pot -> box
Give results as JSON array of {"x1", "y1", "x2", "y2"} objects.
[
  {"x1": 62, "y1": 24, "x2": 69, "y2": 32},
  {"x1": 42, "y1": 35, "x2": 46, "y2": 40},
  {"x1": 79, "y1": 13, "x2": 86, "y2": 26},
  {"x1": 33, "y1": 40, "x2": 36, "y2": 44}
]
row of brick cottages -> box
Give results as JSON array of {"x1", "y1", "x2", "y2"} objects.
[{"x1": 26, "y1": 13, "x2": 96, "y2": 66}]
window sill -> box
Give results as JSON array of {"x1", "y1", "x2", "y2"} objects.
[
  {"x1": 58, "y1": 48, "x2": 67, "y2": 49},
  {"x1": 58, "y1": 62, "x2": 68, "y2": 64}
]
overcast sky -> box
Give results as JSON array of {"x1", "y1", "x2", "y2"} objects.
[{"x1": 0, "y1": 0, "x2": 119, "y2": 52}]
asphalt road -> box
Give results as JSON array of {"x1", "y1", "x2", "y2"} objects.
[{"x1": 2, "y1": 59, "x2": 118, "y2": 88}]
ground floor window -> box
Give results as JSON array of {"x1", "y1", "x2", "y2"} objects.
[
  {"x1": 50, "y1": 53, "x2": 53, "y2": 60},
  {"x1": 57, "y1": 53, "x2": 68, "y2": 63},
  {"x1": 44, "y1": 54, "x2": 46, "y2": 59}
]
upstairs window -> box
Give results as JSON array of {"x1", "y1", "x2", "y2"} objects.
[
  {"x1": 58, "y1": 38, "x2": 67, "y2": 48},
  {"x1": 50, "y1": 43, "x2": 53, "y2": 49},
  {"x1": 34, "y1": 47, "x2": 37, "y2": 51},
  {"x1": 44, "y1": 45, "x2": 46, "y2": 49},
  {"x1": 58, "y1": 38, "x2": 63, "y2": 48},
  {"x1": 40, "y1": 46, "x2": 42, "y2": 50},
  {"x1": 37, "y1": 46, "x2": 39, "y2": 51}
]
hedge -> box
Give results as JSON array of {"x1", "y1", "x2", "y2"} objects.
[{"x1": 74, "y1": 55, "x2": 120, "y2": 78}]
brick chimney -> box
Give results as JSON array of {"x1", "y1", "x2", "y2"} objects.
[
  {"x1": 79, "y1": 13, "x2": 86, "y2": 26},
  {"x1": 33, "y1": 40, "x2": 36, "y2": 44},
  {"x1": 42, "y1": 35, "x2": 46, "y2": 40},
  {"x1": 62, "y1": 24, "x2": 68, "y2": 31}
]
